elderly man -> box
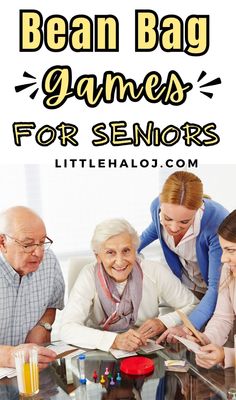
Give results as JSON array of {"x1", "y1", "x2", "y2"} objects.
[{"x1": 0, "y1": 206, "x2": 65, "y2": 346}]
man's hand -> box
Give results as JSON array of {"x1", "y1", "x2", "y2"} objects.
[
  {"x1": 196, "y1": 344, "x2": 225, "y2": 369},
  {"x1": 25, "y1": 325, "x2": 51, "y2": 345},
  {"x1": 156, "y1": 325, "x2": 186, "y2": 344},
  {"x1": 137, "y1": 319, "x2": 166, "y2": 340},
  {"x1": 112, "y1": 329, "x2": 146, "y2": 351},
  {"x1": 9, "y1": 344, "x2": 56, "y2": 369}
]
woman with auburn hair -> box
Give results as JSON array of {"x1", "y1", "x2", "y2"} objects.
[
  {"x1": 186, "y1": 210, "x2": 236, "y2": 369},
  {"x1": 138, "y1": 171, "x2": 228, "y2": 338}
]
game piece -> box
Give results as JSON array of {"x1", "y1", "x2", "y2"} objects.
[
  {"x1": 116, "y1": 372, "x2": 121, "y2": 381},
  {"x1": 110, "y1": 377, "x2": 115, "y2": 385},
  {"x1": 104, "y1": 367, "x2": 109, "y2": 375},
  {"x1": 120, "y1": 356, "x2": 154, "y2": 375},
  {"x1": 100, "y1": 374, "x2": 106, "y2": 384},
  {"x1": 93, "y1": 370, "x2": 98, "y2": 383}
]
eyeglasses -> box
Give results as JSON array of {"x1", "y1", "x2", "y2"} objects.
[{"x1": 4, "y1": 234, "x2": 53, "y2": 254}]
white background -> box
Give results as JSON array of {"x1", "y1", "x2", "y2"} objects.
[
  {"x1": 0, "y1": 0, "x2": 235, "y2": 256},
  {"x1": 0, "y1": 0, "x2": 235, "y2": 164}
]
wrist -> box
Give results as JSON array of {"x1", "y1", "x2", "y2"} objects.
[
  {"x1": 37, "y1": 322, "x2": 52, "y2": 332},
  {"x1": 7, "y1": 346, "x2": 15, "y2": 368},
  {"x1": 111, "y1": 334, "x2": 119, "y2": 349},
  {"x1": 156, "y1": 319, "x2": 166, "y2": 333}
]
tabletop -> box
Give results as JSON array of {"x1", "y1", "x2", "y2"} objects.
[{"x1": 0, "y1": 343, "x2": 236, "y2": 399}]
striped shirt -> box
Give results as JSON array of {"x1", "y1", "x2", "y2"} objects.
[{"x1": 0, "y1": 249, "x2": 65, "y2": 345}]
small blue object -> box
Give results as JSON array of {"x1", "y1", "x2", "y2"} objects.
[
  {"x1": 79, "y1": 354, "x2": 86, "y2": 360},
  {"x1": 80, "y1": 378, "x2": 87, "y2": 384},
  {"x1": 116, "y1": 372, "x2": 122, "y2": 381}
]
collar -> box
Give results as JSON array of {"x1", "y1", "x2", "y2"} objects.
[{"x1": 160, "y1": 204, "x2": 205, "y2": 244}]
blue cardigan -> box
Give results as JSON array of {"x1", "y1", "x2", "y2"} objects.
[{"x1": 138, "y1": 197, "x2": 228, "y2": 329}]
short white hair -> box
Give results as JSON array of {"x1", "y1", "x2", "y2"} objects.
[{"x1": 91, "y1": 218, "x2": 140, "y2": 253}]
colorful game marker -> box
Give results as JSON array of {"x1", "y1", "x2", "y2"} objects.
[
  {"x1": 110, "y1": 377, "x2": 115, "y2": 386},
  {"x1": 104, "y1": 367, "x2": 109, "y2": 375},
  {"x1": 100, "y1": 374, "x2": 106, "y2": 384},
  {"x1": 116, "y1": 372, "x2": 122, "y2": 382},
  {"x1": 93, "y1": 370, "x2": 98, "y2": 383}
]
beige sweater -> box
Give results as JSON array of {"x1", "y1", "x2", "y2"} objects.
[{"x1": 204, "y1": 264, "x2": 236, "y2": 368}]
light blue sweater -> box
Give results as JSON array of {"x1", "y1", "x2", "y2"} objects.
[{"x1": 138, "y1": 198, "x2": 228, "y2": 329}]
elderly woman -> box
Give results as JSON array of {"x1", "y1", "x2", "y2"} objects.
[{"x1": 60, "y1": 219, "x2": 199, "y2": 352}]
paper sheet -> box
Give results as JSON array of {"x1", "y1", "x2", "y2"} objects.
[
  {"x1": 174, "y1": 335, "x2": 205, "y2": 354},
  {"x1": 109, "y1": 348, "x2": 137, "y2": 359},
  {"x1": 140, "y1": 339, "x2": 164, "y2": 353},
  {"x1": 0, "y1": 367, "x2": 16, "y2": 379}
]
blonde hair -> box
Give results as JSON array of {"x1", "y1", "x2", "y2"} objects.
[{"x1": 160, "y1": 171, "x2": 204, "y2": 210}]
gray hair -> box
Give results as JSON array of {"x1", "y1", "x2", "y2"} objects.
[{"x1": 91, "y1": 218, "x2": 140, "y2": 253}]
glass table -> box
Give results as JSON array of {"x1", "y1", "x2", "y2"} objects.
[{"x1": 1, "y1": 343, "x2": 236, "y2": 399}]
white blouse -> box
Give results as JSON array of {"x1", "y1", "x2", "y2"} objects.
[{"x1": 160, "y1": 205, "x2": 207, "y2": 293}]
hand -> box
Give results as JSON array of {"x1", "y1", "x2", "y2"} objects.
[
  {"x1": 37, "y1": 346, "x2": 57, "y2": 369},
  {"x1": 137, "y1": 319, "x2": 166, "y2": 340},
  {"x1": 112, "y1": 329, "x2": 146, "y2": 351},
  {"x1": 196, "y1": 344, "x2": 225, "y2": 369},
  {"x1": 10, "y1": 344, "x2": 56, "y2": 369},
  {"x1": 25, "y1": 325, "x2": 51, "y2": 345},
  {"x1": 184, "y1": 327, "x2": 210, "y2": 346},
  {"x1": 156, "y1": 325, "x2": 186, "y2": 344}
]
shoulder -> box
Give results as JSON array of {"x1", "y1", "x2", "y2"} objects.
[
  {"x1": 42, "y1": 249, "x2": 59, "y2": 265},
  {"x1": 150, "y1": 197, "x2": 160, "y2": 214},
  {"x1": 140, "y1": 258, "x2": 173, "y2": 282},
  {"x1": 220, "y1": 263, "x2": 234, "y2": 286},
  {"x1": 73, "y1": 261, "x2": 97, "y2": 286},
  {"x1": 37, "y1": 249, "x2": 63, "y2": 275},
  {"x1": 203, "y1": 199, "x2": 228, "y2": 223}
]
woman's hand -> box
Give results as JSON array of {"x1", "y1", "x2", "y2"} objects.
[
  {"x1": 112, "y1": 329, "x2": 146, "y2": 351},
  {"x1": 137, "y1": 319, "x2": 166, "y2": 340},
  {"x1": 196, "y1": 344, "x2": 225, "y2": 369},
  {"x1": 156, "y1": 325, "x2": 186, "y2": 344},
  {"x1": 184, "y1": 327, "x2": 210, "y2": 346}
]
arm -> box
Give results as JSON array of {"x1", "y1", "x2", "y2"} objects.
[
  {"x1": 25, "y1": 308, "x2": 56, "y2": 344},
  {"x1": 0, "y1": 345, "x2": 14, "y2": 368},
  {"x1": 60, "y1": 264, "x2": 118, "y2": 352},
  {"x1": 188, "y1": 232, "x2": 223, "y2": 329},
  {"x1": 156, "y1": 264, "x2": 199, "y2": 329},
  {"x1": 138, "y1": 198, "x2": 160, "y2": 252},
  {"x1": 203, "y1": 265, "x2": 234, "y2": 346},
  {"x1": 223, "y1": 347, "x2": 235, "y2": 368}
]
